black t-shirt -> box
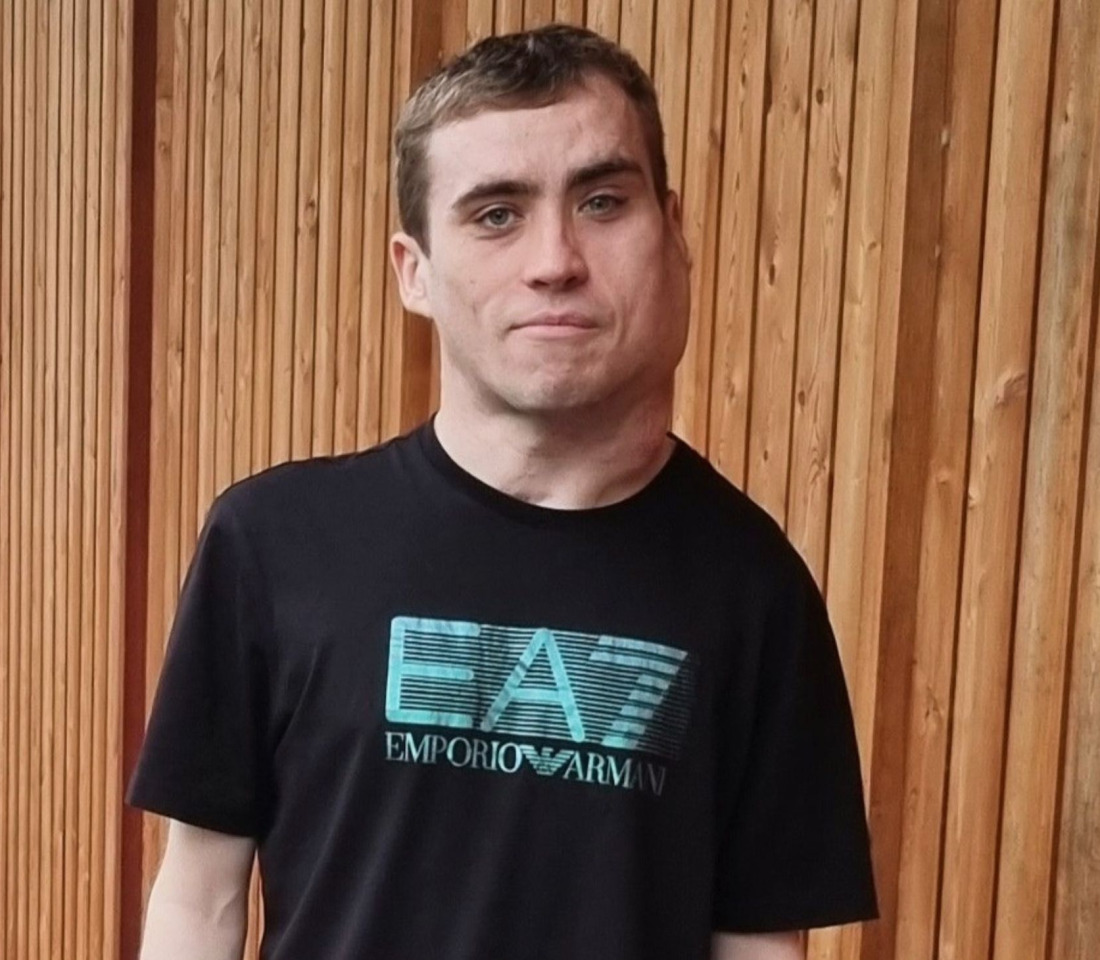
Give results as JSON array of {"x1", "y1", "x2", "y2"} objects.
[{"x1": 128, "y1": 420, "x2": 877, "y2": 959}]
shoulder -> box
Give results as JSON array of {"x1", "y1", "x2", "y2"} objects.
[
  {"x1": 668, "y1": 439, "x2": 820, "y2": 608},
  {"x1": 207, "y1": 429, "x2": 421, "y2": 539}
]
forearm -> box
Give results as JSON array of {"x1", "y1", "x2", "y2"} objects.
[
  {"x1": 139, "y1": 873, "x2": 249, "y2": 960},
  {"x1": 711, "y1": 931, "x2": 805, "y2": 960}
]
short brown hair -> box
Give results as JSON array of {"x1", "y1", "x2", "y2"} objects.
[{"x1": 394, "y1": 24, "x2": 668, "y2": 253}]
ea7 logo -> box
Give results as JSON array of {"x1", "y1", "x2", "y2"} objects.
[{"x1": 384, "y1": 616, "x2": 695, "y2": 759}]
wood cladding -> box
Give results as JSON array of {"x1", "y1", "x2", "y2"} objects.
[{"x1": 0, "y1": 1, "x2": 1097, "y2": 958}]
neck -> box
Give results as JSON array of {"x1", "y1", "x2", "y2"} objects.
[{"x1": 432, "y1": 389, "x2": 676, "y2": 510}]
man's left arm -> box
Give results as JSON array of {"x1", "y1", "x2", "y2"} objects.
[{"x1": 711, "y1": 931, "x2": 804, "y2": 959}]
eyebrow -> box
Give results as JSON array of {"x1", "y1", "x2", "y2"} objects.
[{"x1": 450, "y1": 156, "x2": 647, "y2": 214}]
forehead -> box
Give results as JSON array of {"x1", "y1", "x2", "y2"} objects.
[{"x1": 425, "y1": 75, "x2": 652, "y2": 202}]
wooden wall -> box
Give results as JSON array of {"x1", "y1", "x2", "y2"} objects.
[
  {"x1": 0, "y1": 1, "x2": 133, "y2": 959},
  {"x1": 1, "y1": 0, "x2": 1098, "y2": 958}
]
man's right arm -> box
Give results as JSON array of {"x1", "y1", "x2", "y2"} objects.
[{"x1": 139, "y1": 819, "x2": 256, "y2": 960}]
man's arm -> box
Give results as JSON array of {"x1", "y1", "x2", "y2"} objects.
[
  {"x1": 712, "y1": 931, "x2": 805, "y2": 959},
  {"x1": 139, "y1": 819, "x2": 256, "y2": 960}
]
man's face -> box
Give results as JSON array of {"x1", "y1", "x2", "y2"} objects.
[{"x1": 392, "y1": 74, "x2": 691, "y2": 418}]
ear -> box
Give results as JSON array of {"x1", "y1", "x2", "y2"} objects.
[
  {"x1": 663, "y1": 190, "x2": 692, "y2": 271},
  {"x1": 390, "y1": 231, "x2": 433, "y2": 318}
]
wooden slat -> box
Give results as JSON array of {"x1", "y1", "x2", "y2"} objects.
[
  {"x1": 42, "y1": 0, "x2": 62, "y2": 954},
  {"x1": 379, "y1": 0, "x2": 435, "y2": 440},
  {"x1": 12, "y1": 9, "x2": 29, "y2": 958},
  {"x1": 141, "y1": 0, "x2": 174, "y2": 902},
  {"x1": 618, "y1": 0, "x2": 654, "y2": 74},
  {"x1": 252, "y1": 0, "x2": 282, "y2": 470},
  {"x1": 0, "y1": 0, "x2": 12, "y2": 945},
  {"x1": 554, "y1": 0, "x2": 585, "y2": 26},
  {"x1": 271, "y1": 0, "x2": 303, "y2": 464},
  {"x1": 216, "y1": 0, "x2": 242, "y2": 493},
  {"x1": 891, "y1": 0, "x2": 997, "y2": 957},
  {"x1": 291, "y1": 0, "x2": 323, "y2": 459},
  {"x1": 466, "y1": 0, "x2": 495, "y2": 45},
  {"x1": 672, "y1": 0, "x2": 730, "y2": 450},
  {"x1": 196, "y1": 0, "x2": 224, "y2": 513},
  {"x1": 707, "y1": 0, "x2": 768, "y2": 485},
  {"x1": 29, "y1": 4, "x2": 46, "y2": 958},
  {"x1": 66, "y1": 4, "x2": 90, "y2": 955},
  {"x1": 937, "y1": 0, "x2": 1056, "y2": 954},
  {"x1": 524, "y1": 0, "x2": 555, "y2": 28},
  {"x1": 177, "y1": 0, "x2": 207, "y2": 568},
  {"x1": 356, "y1": 0, "x2": 394, "y2": 448},
  {"x1": 743, "y1": 0, "x2": 815, "y2": 525},
  {"x1": 76, "y1": 2, "x2": 103, "y2": 956},
  {"x1": 812, "y1": 0, "x2": 920, "y2": 955},
  {"x1": 785, "y1": 0, "x2": 859, "y2": 582},
  {"x1": 105, "y1": 2, "x2": 131, "y2": 952},
  {"x1": 334, "y1": 0, "x2": 371, "y2": 453},
  {"x1": 992, "y1": 0, "x2": 1100, "y2": 954},
  {"x1": 235, "y1": 0, "x2": 262, "y2": 479},
  {"x1": 586, "y1": 0, "x2": 619, "y2": 40},
  {"x1": 90, "y1": 1, "x2": 121, "y2": 955},
  {"x1": 0, "y1": 0, "x2": 14, "y2": 951},
  {"x1": 1051, "y1": 226, "x2": 1100, "y2": 960},
  {"x1": 496, "y1": 0, "x2": 525, "y2": 34},
  {"x1": 312, "y1": 0, "x2": 349, "y2": 457}
]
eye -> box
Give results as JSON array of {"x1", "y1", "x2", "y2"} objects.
[
  {"x1": 582, "y1": 194, "x2": 624, "y2": 215},
  {"x1": 475, "y1": 207, "x2": 518, "y2": 230}
]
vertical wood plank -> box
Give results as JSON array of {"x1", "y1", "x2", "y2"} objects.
[
  {"x1": 177, "y1": 0, "x2": 206, "y2": 565},
  {"x1": 76, "y1": 2, "x2": 104, "y2": 954},
  {"x1": 1051, "y1": 227, "x2": 1100, "y2": 960},
  {"x1": 312, "y1": 0, "x2": 348, "y2": 457},
  {"x1": 586, "y1": 0, "x2": 619, "y2": 40},
  {"x1": 744, "y1": 0, "x2": 816, "y2": 524},
  {"x1": 380, "y1": 0, "x2": 436, "y2": 440},
  {"x1": 357, "y1": 0, "x2": 394, "y2": 448},
  {"x1": 0, "y1": 0, "x2": 12, "y2": 941},
  {"x1": 497, "y1": 0, "x2": 525, "y2": 34},
  {"x1": 890, "y1": 0, "x2": 998, "y2": 957},
  {"x1": 334, "y1": 0, "x2": 371, "y2": 453},
  {"x1": 43, "y1": 0, "x2": 63, "y2": 952},
  {"x1": 993, "y1": 0, "x2": 1100, "y2": 953},
  {"x1": 525, "y1": 0, "x2": 555, "y2": 28},
  {"x1": 234, "y1": 0, "x2": 262, "y2": 479},
  {"x1": 252, "y1": 0, "x2": 282, "y2": 470},
  {"x1": 785, "y1": 0, "x2": 859, "y2": 581},
  {"x1": 28, "y1": 1, "x2": 46, "y2": 955},
  {"x1": 467, "y1": 0, "x2": 495, "y2": 45},
  {"x1": 291, "y1": 0, "x2": 323, "y2": 459},
  {"x1": 937, "y1": 0, "x2": 1056, "y2": 953},
  {"x1": 707, "y1": 0, "x2": 768, "y2": 485},
  {"x1": 12, "y1": 8, "x2": 28, "y2": 956},
  {"x1": 65, "y1": 2, "x2": 89, "y2": 953},
  {"x1": 196, "y1": 0, "x2": 224, "y2": 513},
  {"x1": 672, "y1": 0, "x2": 729, "y2": 450},
  {"x1": 216, "y1": 0, "x2": 242, "y2": 493},
  {"x1": 812, "y1": 0, "x2": 921, "y2": 955},
  {"x1": 105, "y1": 0, "x2": 131, "y2": 950},
  {"x1": 652, "y1": 0, "x2": 691, "y2": 199},
  {"x1": 271, "y1": 0, "x2": 303, "y2": 464},
  {"x1": 618, "y1": 0, "x2": 654, "y2": 73},
  {"x1": 554, "y1": 0, "x2": 586, "y2": 26}
]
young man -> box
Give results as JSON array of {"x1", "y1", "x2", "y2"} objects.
[{"x1": 130, "y1": 25, "x2": 877, "y2": 960}]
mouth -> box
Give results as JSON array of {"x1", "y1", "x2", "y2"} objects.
[{"x1": 512, "y1": 313, "x2": 599, "y2": 334}]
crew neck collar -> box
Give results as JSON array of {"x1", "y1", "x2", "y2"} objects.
[{"x1": 415, "y1": 415, "x2": 688, "y2": 527}]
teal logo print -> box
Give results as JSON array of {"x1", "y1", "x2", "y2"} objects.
[{"x1": 385, "y1": 616, "x2": 696, "y2": 765}]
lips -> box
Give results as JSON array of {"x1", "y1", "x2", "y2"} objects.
[{"x1": 514, "y1": 313, "x2": 597, "y2": 330}]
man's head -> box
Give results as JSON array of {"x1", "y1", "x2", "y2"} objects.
[{"x1": 390, "y1": 24, "x2": 690, "y2": 419}]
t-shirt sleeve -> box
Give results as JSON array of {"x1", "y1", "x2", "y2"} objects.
[
  {"x1": 127, "y1": 492, "x2": 273, "y2": 838},
  {"x1": 713, "y1": 546, "x2": 878, "y2": 933}
]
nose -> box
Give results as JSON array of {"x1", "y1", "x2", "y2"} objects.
[{"x1": 522, "y1": 212, "x2": 589, "y2": 292}]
